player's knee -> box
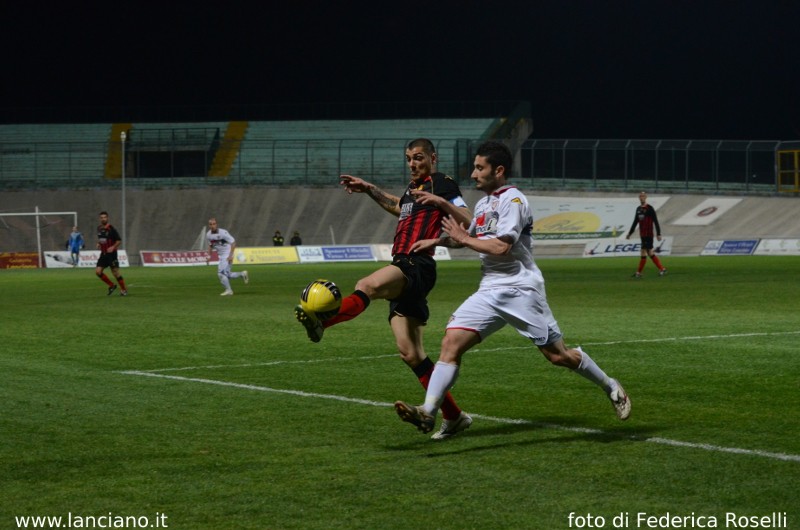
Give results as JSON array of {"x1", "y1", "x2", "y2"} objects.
[
  {"x1": 439, "y1": 329, "x2": 477, "y2": 363},
  {"x1": 439, "y1": 336, "x2": 462, "y2": 362},
  {"x1": 437, "y1": 349, "x2": 460, "y2": 365},
  {"x1": 397, "y1": 350, "x2": 417, "y2": 365},
  {"x1": 393, "y1": 333, "x2": 422, "y2": 363},
  {"x1": 354, "y1": 278, "x2": 378, "y2": 298},
  {"x1": 395, "y1": 344, "x2": 421, "y2": 365}
]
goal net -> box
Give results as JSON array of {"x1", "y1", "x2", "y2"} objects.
[{"x1": 0, "y1": 208, "x2": 78, "y2": 266}]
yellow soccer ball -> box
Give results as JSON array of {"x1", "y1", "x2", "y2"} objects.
[{"x1": 300, "y1": 279, "x2": 342, "y2": 321}]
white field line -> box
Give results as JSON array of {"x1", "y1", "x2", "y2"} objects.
[
  {"x1": 117, "y1": 369, "x2": 800, "y2": 463},
  {"x1": 141, "y1": 354, "x2": 399, "y2": 373}
]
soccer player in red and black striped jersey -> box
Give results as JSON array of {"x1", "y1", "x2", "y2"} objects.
[
  {"x1": 294, "y1": 138, "x2": 474, "y2": 439},
  {"x1": 95, "y1": 211, "x2": 128, "y2": 296},
  {"x1": 626, "y1": 191, "x2": 667, "y2": 278}
]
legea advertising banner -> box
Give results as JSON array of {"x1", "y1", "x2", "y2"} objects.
[{"x1": 583, "y1": 237, "x2": 674, "y2": 258}]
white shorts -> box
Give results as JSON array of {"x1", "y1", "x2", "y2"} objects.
[
  {"x1": 217, "y1": 260, "x2": 231, "y2": 276},
  {"x1": 446, "y1": 286, "x2": 562, "y2": 346}
]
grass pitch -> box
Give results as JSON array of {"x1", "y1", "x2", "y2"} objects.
[{"x1": 1, "y1": 257, "x2": 798, "y2": 529}]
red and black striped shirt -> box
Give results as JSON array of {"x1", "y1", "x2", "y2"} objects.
[
  {"x1": 628, "y1": 204, "x2": 661, "y2": 238},
  {"x1": 392, "y1": 172, "x2": 464, "y2": 256},
  {"x1": 97, "y1": 223, "x2": 121, "y2": 253}
]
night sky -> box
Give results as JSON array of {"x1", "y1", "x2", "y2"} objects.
[{"x1": 3, "y1": 1, "x2": 799, "y2": 140}]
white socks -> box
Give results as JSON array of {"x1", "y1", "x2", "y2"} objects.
[
  {"x1": 423, "y1": 361, "x2": 459, "y2": 416},
  {"x1": 420, "y1": 348, "x2": 613, "y2": 418},
  {"x1": 574, "y1": 347, "x2": 614, "y2": 394}
]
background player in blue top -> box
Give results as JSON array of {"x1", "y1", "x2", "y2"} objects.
[{"x1": 66, "y1": 226, "x2": 84, "y2": 266}]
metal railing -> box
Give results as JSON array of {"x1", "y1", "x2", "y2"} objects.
[
  {"x1": 0, "y1": 138, "x2": 475, "y2": 189},
  {"x1": 2, "y1": 137, "x2": 799, "y2": 193},
  {"x1": 518, "y1": 139, "x2": 800, "y2": 193}
]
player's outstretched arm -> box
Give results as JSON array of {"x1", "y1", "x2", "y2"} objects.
[
  {"x1": 442, "y1": 215, "x2": 511, "y2": 256},
  {"x1": 340, "y1": 174, "x2": 401, "y2": 216},
  {"x1": 410, "y1": 189, "x2": 471, "y2": 227}
]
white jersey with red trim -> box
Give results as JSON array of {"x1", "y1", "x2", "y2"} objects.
[
  {"x1": 468, "y1": 185, "x2": 543, "y2": 289},
  {"x1": 206, "y1": 228, "x2": 235, "y2": 261}
]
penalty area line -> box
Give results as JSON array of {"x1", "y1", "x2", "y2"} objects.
[
  {"x1": 117, "y1": 370, "x2": 800, "y2": 463},
  {"x1": 135, "y1": 354, "x2": 398, "y2": 373}
]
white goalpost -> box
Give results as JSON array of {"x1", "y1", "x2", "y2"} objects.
[{"x1": 0, "y1": 207, "x2": 78, "y2": 268}]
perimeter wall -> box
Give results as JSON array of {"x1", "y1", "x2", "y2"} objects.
[{"x1": 1, "y1": 187, "x2": 798, "y2": 263}]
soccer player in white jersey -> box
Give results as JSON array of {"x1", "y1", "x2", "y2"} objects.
[
  {"x1": 394, "y1": 141, "x2": 631, "y2": 436},
  {"x1": 206, "y1": 218, "x2": 249, "y2": 296}
]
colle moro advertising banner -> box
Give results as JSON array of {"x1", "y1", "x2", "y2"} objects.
[{"x1": 140, "y1": 251, "x2": 211, "y2": 267}]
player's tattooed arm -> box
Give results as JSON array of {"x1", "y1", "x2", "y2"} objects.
[
  {"x1": 340, "y1": 174, "x2": 401, "y2": 216},
  {"x1": 366, "y1": 186, "x2": 401, "y2": 216}
]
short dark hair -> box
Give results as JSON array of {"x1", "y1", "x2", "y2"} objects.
[
  {"x1": 475, "y1": 141, "x2": 513, "y2": 177},
  {"x1": 99, "y1": 211, "x2": 109, "y2": 216},
  {"x1": 407, "y1": 138, "x2": 436, "y2": 155}
]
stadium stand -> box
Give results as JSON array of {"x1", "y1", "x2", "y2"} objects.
[
  {"x1": 0, "y1": 123, "x2": 110, "y2": 187},
  {"x1": 229, "y1": 119, "x2": 497, "y2": 185},
  {"x1": 208, "y1": 121, "x2": 248, "y2": 177},
  {"x1": 0, "y1": 117, "x2": 505, "y2": 187}
]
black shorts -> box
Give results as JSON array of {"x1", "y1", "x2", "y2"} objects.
[
  {"x1": 388, "y1": 254, "x2": 437, "y2": 324},
  {"x1": 96, "y1": 252, "x2": 119, "y2": 269},
  {"x1": 640, "y1": 237, "x2": 655, "y2": 250}
]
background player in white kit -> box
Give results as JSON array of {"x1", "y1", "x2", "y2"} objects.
[
  {"x1": 395, "y1": 141, "x2": 631, "y2": 435},
  {"x1": 206, "y1": 218, "x2": 249, "y2": 296}
]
